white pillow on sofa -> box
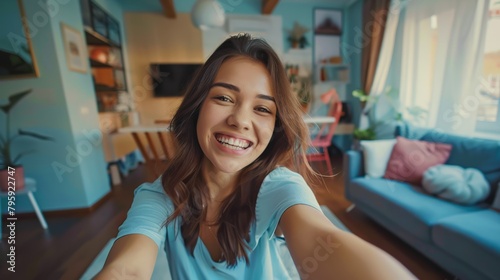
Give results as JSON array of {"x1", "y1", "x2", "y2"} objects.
[{"x1": 360, "y1": 139, "x2": 397, "y2": 178}]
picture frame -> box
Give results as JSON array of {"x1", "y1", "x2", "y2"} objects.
[
  {"x1": 0, "y1": 0, "x2": 40, "y2": 80},
  {"x1": 61, "y1": 23, "x2": 87, "y2": 73}
]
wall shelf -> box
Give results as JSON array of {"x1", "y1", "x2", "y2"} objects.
[
  {"x1": 84, "y1": 27, "x2": 119, "y2": 47},
  {"x1": 81, "y1": 0, "x2": 128, "y2": 113},
  {"x1": 89, "y1": 58, "x2": 123, "y2": 69}
]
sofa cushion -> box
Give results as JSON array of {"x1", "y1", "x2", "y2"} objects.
[
  {"x1": 350, "y1": 178, "x2": 486, "y2": 242},
  {"x1": 360, "y1": 139, "x2": 396, "y2": 178},
  {"x1": 383, "y1": 137, "x2": 452, "y2": 185},
  {"x1": 432, "y1": 210, "x2": 500, "y2": 280},
  {"x1": 395, "y1": 124, "x2": 500, "y2": 200},
  {"x1": 423, "y1": 165, "x2": 490, "y2": 205}
]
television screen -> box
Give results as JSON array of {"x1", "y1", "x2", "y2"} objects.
[{"x1": 150, "y1": 63, "x2": 203, "y2": 97}]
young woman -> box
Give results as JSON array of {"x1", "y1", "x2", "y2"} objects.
[{"x1": 96, "y1": 34, "x2": 414, "y2": 279}]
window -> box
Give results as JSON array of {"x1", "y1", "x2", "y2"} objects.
[{"x1": 476, "y1": 1, "x2": 500, "y2": 133}]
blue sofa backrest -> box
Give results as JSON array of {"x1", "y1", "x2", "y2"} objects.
[{"x1": 395, "y1": 123, "x2": 500, "y2": 201}]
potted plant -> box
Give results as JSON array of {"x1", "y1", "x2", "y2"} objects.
[
  {"x1": 351, "y1": 87, "x2": 428, "y2": 148},
  {"x1": 0, "y1": 89, "x2": 53, "y2": 191},
  {"x1": 287, "y1": 22, "x2": 309, "y2": 49}
]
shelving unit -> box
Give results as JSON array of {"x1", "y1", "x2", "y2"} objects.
[
  {"x1": 80, "y1": 0, "x2": 128, "y2": 112},
  {"x1": 313, "y1": 9, "x2": 347, "y2": 84},
  {"x1": 313, "y1": 8, "x2": 354, "y2": 151},
  {"x1": 317, "y1": 63, "x2": 350, "y2": 83}
]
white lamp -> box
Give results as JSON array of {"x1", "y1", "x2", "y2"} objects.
[{"x1": 191, "y1": 0, "x2": 225, "y2": 30}]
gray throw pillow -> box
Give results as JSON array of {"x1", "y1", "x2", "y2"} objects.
[{"x1": 422, "y1": 165, "x2": 490, "y2": 205}]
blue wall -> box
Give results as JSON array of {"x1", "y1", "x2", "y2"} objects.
[{"x1": 0, "y1": 0, "x2": 129, "y2": 213}]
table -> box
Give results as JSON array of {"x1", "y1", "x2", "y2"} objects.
[
  {"x1": 303, "y1": 116, "x2": 336, "y2": 125},
  {"x1": 0, "y1": 178, "x2": 48, "y2": 238},
  {"x1": 118, "y1": 125, "x2": 173, "y2": 173},
  {"x1": 303, "y1": 116, "x2": 354, "y2": 135}
]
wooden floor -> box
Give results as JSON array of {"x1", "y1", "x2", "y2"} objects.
[{"x1": 0, "y1": 157, "x2": 453, "y2": 280}]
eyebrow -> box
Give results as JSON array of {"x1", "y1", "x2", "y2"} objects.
[{"x1": 210, "y1": 82, "x2": 275, "y2": 102}]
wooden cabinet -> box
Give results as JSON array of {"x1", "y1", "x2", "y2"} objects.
[{"x1": 80, "y1": 0, "x2": 129, "y2": 113}]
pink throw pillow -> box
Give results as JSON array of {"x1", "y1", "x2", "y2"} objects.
[{"x1": 384, "y1": 137, "x2": 452, "y2": 185}]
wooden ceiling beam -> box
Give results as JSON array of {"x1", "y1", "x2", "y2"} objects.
[
  {"x1": 262, "y1": 0, "x2": 279, "y2": 15},
  {"x1": 159, "y1": 0, "x2": 176, "y2": 18}
]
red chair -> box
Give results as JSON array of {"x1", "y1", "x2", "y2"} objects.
[{"x1": 306, "y1": 90, "x2": 343, "y2": 175}]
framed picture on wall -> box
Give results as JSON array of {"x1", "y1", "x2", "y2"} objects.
[{"x1": 61, "y1": 23, "x2": 88, "y2": 73}]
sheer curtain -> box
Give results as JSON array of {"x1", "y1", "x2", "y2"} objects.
[
  {"x1": 365, "y1": 0, "x2": 489, "y2": 137},
  {"x1": 400, "y1": 0, "x2": 489, "y2": 135}
]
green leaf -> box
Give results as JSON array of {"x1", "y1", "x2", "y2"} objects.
[
  {"x1": 353, "y1": 128, "x2": 376, "y2": 140},
  {"x1": 0, "y1": 89, "x2": 32, "y2": 114},
  {"x1": 352, "y1": 89, "x2": 370, "y2": 102},
  {"x1": 18, "y1": 129, "x2": 54, "y2": 141}
]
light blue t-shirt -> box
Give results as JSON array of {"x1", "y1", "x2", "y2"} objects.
[{"x1": 116, "y1": 167, "x2": 321, "y2": 279}]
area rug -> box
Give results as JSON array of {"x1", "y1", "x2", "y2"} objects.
[{"x1": 80, "y1": 206, "x2": 349, "y2": 279}]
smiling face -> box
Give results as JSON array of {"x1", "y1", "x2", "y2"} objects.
[{"x1": 196, "y1": 56, "x2": 277, "y2": 175}]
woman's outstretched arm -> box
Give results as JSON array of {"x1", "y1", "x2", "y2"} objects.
[
  {"x1": 280, "y1": 204, "x2": 416, "y2": 280},
  {"x1": 94, "y1": 234, "x2": 158, "y2": 280}
]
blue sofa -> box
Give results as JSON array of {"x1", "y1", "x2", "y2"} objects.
[{"x1": 344, "y1": 125, "x2": 500, "y2": 280}]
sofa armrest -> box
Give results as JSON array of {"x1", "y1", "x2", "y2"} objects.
[{"x1": 343, "y1": 150, "x2": 365, "y2": 198}]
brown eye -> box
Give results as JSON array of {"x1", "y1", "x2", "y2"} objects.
[
  {"x1": 214, "y1": 95, "x2": 232, "y2": 103},
  {"x1": 256, "y1": 106, "x2": 271, "y2": 114}
]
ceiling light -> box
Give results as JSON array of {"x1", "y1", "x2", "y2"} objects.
[{"x1": 191, "y1": 0, "x2": 225, "y2": 30}]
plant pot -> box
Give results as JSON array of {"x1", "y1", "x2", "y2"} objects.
[{"x1": 0, "y1": 166, "x2": 25, "y2": 192}]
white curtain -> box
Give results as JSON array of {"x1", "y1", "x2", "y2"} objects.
[
  {"x1": 364, "y1": 0, "x2": 489, "y2": 137},
  {"x1": 402, "y1": 0, "x2": 489, "y2": 135}
]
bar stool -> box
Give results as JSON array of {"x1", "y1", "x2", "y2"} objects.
[{"x1": 0, "y1": 178, "x2": 48, "y2": 238}]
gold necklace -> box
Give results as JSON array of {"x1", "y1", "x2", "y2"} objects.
[
  {"x1": 206, "y1": 223, "x2": 217, "y2": 239},
  {"x1": 203, "y1": 222, "x2": 224, "y2": 262}
]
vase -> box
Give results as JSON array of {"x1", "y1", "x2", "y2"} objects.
[{"x1": 0, "y1": 166, "x2": 25, "y2": 192}]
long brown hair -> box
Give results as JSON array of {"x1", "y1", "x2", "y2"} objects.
[{"x1": 162, "y1": 34, "x2": 317, "y2": 267}]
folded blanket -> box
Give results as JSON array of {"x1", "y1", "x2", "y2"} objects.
[{"x1": 422, "y1": 165, "x2": 490, "y2": 205}]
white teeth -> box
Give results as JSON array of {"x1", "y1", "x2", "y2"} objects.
[
  {"x1": 216, "y1": 135, "x2": 250, "y2": 149},
  {"x1": 222, "y1": 143, "x2": 244, "y2": 150},
  {"x1": 234, "y1": 139, "x2": 242, "y2": 147}
]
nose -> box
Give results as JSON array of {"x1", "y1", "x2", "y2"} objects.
[{"x1": 227, "y1": 107, "x2": 251, "y2": 131}]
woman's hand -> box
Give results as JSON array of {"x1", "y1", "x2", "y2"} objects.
[{"x1": 279, "y1": 205, "x2": 416, "y2": 280}]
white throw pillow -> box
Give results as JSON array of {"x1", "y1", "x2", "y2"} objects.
[{"x1": 360, "y1": 139, "x2": 397, "y2": 178}]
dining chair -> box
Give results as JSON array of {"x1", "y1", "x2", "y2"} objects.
[{"x1": 306, "y1": 90, "x2": 343, "y2": 175}]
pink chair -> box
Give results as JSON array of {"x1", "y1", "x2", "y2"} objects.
[{"x1": 306, "y1": 90, "x2": 343, "y2": 175}]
